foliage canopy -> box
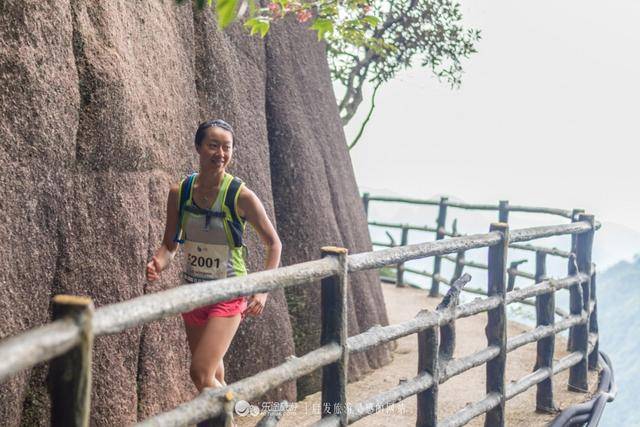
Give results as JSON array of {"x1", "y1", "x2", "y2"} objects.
[{"x1": 178, "y1": 0, "x2": 480, "y2": 148}]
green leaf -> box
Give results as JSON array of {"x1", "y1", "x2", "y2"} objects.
[
  {"x1": 196, "y1": 0, "x2": 207, "y2": 9},
  {"x1": 257, "y1": 20, "x2": 270, "y2": 37},
  {"x1": 362, "y1": 16, "x2": 380, "y2": 28},
  {"x1": 244, "y1": 17, "x2": 270, "y2": 37},
  {"x1": 310, "y1": 18, "x2": 334, "y2": 41},
  {"x1": 217, "y1": 0, "x2": 238, "y2": 29}
]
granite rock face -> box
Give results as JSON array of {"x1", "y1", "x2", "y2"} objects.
[
  {"x1": 0, "y1": 1, "x2": 391, "y2": 424},
  {"x1": 265, "y1": 17, "x2": 393, "y2": 397}
]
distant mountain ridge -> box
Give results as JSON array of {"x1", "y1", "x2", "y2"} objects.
[{"x1": 594, "y1": 255, "x2": 639, "y2": 426}]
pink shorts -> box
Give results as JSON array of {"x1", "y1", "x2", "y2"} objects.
[{"x1": 181, "y1": 297, "x2": 248, "y2": 326}]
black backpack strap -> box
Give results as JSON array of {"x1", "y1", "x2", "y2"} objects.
[
  {"x1": 224, "y1": 176, "x2": 245, "y2": 248},
  {"x1": 173, "y1": 173, "x2": 196, "y2": 244}
]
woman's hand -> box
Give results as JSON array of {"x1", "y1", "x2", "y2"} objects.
[
  {"x1": 243, "y1": 293, "x2": 268, "y2": 317},
  {"x1": 146, "y1": 256, "x2": 162, "y2": 282},
  {"x1": 146, "y1": 186, "x2": 180, "y2": 283}
]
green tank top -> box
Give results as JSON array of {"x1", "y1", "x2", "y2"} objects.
[{"x1": 180, "y1": 172, "x2": 247, "y2": 283}]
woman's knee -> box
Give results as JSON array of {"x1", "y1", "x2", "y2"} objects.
[{"x1": 190, "y1": 361, "x2": 218, "y2": 389}]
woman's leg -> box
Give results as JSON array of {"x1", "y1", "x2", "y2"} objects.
[
  {"x1": 189, "y1": 315, "x2": 242, "y2": 392},
  {"x1": 184, "y1": 320, "x2": 206, "y2": 355}
]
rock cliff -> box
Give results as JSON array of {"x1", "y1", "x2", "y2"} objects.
[{"x1": 0, "y1": 1, "x2": 391, "y2": 424}]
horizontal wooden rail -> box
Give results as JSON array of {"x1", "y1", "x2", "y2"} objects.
[
  {"x1": 375, "y1": 235, "x2": 572, "y2": 259},
  {"x1": 346, "y1": 372, "x2": 435, "y2": 424},
  {"x1": 138, "y1": 344, "x2": 342, "y2": 426},
  {"x1": 505, "y1": 274, "x2": 589, "y2": 305},
  {"x1": 404, "y1": 266, "x2": 438, "y2": 280},
  {"x1": 365, "y1": 195, "x2": 441, "y2": 206},
  {"x1": 348, "y1": 233, "x2": 503, "y2": 272},
  {"x1": 0, "y1": 319, "x2": 81, "y2": 382},
  {"x1": 364, "y1": 195, "x2": 573, "y2": 218},
  {"x1": 509, "y1": 243, "x2": 571, "y2": 258},
  {"x1": 346, "y1": 311, "x2": 440, "y2": 355},
  {"x1": 506, "y1": 313, "x2": 586, "y2": 353},
  {"x1": 553, "y1": 333, "x2": 598, "y2": 377},
  {"x1": 507, "y1": 204, "x2": 573, "y2": 218},
  {"x1": 94, "y1": 257, "x2": 339, "y2": 336},
  {"x1": 384, "y1": 268, "x2": 574, "y2": 318},
  {"x1": 507, "y1": 368, "x2": 552, "y2": 400},
  {"x1": 510, "y1": 222, "x2": 593, "y2": 243},
  {"x1": 441, "y1": 255, "x2": 535, "y2": 280},
  {"x1": 0, "y1": 257, "x2": 338, "y2": 382},
  {"x1": 439, "y1": 393, "x2": 502, "y2": 427},
  {"x1": 439, "y1": 346, "x2": 500, "y2": 383},
  {"x1": 368, "y1": 221, "x2": 439, "y2": 234},
  {"x1": 372, "y1": 223, "x2": 593, "y2": 263},
  {"x1": 346, "y1": 295, "x2": 501, "y2": 355}
]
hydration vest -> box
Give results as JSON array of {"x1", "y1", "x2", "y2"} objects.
[{"x1": 173, "y1": 172, "x2": 246, "y2": 250}]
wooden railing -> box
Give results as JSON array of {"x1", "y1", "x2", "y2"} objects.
[
  {"x1": 0, "y1": 196, "x2": 601, "y2": 427},
  {"x1": 364, "y1": 194, "x2": 582, "y2": 295}
]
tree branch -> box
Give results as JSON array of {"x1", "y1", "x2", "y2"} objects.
[{"x1": 348, "y1": 80, "x2": 382, "y2": 151}]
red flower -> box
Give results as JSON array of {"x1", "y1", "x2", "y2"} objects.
[
  {"x1": 296, "y1": 9, "x2": 312, "y2": 23},
  {"x1": 268, "y1": 2, "x2": 280, "y2": 14}
]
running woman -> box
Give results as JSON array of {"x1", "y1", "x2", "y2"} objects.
[{"x1": 146, "y1": 119, "x2": 282, "y2": 393}]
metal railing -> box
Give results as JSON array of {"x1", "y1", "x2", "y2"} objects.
[{"x1": 0, "y1": 205, "x2": 602, "y2": 426}]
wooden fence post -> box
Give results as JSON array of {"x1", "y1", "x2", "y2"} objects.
[
  {"x1": 569, "y1": 208, "x2": 586, "y2": 262},
  {"x1": 48, "y1": 295, "x2": 94, "y2": 427},
  {"x1": 416, "y1": 325, "x2": 438, "y2": 427},
  {"x1": 440, "y1": 248, "x2": 467, "y2": 364},
  {"x1": 362, "y1": 192, "x2": 370, "y2": 220},
  {"x1": 417, "y1": 273, "x2": 471, "y2": 427},
  {"x1": 588, "y1": 268, "x2": 599, "y2": 370},
  {"x1": 534, "y1": 251, "x2": 556, "y2": 413},
  {"x1": 450, "y1": 251, "x2": 465, "y2": 285},
  {"x1": 506, "y1": 260, "x2": 526, "y2": 292},
  {"x1": 485, "y1": 223, "x2": 508, "y2": 427},
  {"x1": 498, "y1": 200, "x2": 509, "y2": 223},
  {"x1": 569, "y1": 208, "x2": 586, "y2": 260},
  {"x1": 320, "y1": 246, "x2": 349, "y2": 426},
  {"x1": 430, "y1": 197, "x2": 448, "y2": 297},
  {"x1": 438, "y1": 274, "x2": 471, "y2": 362},
  {"x1": 567, "y1": 208, "x2": 585, "y2": 352},
  {"x1": 568, "y1": 214, "x2": 594, "y2": 392},
  {"x1": 396, "y1": 226, "x2": 409, "y2": 287}
]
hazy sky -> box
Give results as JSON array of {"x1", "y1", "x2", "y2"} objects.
[{"x1": 342, "y1": 0, "x2": 639, "y2": 233}]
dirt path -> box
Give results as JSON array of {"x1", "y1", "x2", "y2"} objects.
[{"x1": 237, "y1": 283, "x2": 597, "y2": 426}]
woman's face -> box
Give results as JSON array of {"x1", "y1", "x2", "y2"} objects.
[{"x1": 196, "y1": 126, "x2": 234, "y2": 172}]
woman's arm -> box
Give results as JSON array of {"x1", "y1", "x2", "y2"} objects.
[
  {"x1": 237, "y1": 186, "x2": 282, "y2": 270},
  {"x1": 146, "y1": 183, "x2": 180, "y2": 282},
  {"x1": 237, "y1": 186, "x2": 282, "y2": 316}
]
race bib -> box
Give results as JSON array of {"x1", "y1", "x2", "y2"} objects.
[{"x1": 183, "y1": 241, "x2": 228, "y2": 282}]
